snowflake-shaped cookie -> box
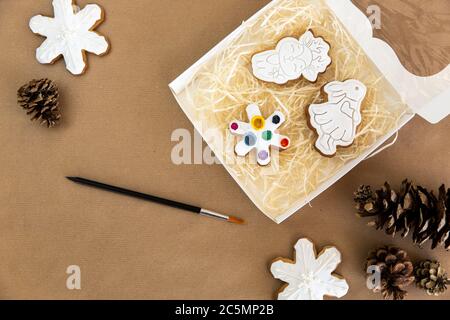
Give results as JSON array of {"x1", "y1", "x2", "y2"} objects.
[
  {"x1": 271, "y1": 238, "x2": 349, "y2": 300},
  {"x1": 229, "y1": 104, "x2": 290, "y2": 166},
  {"x1": 29, "y1": 0, "x2": 109, "y2": 75}
]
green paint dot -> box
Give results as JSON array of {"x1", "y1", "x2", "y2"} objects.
[{"x1": 262, "y1": 130, "x2": 273, "y2": 141}]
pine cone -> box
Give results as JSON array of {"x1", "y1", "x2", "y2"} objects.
[
  {"x1": 354, "y1": 185, "x2": 374, "y2": 215},
  {"x1": 17, "y1": 79, "x2": 61, "y2": 128},
  {"x1": 354, "y1": 180, "x2": 450, "y2": 250},
  {"x1": 366, "y1": 246, "x2": 415, "y2": 300},
  {"x1": 415, "y1": 260, "x2": 448, "y2": 296}
]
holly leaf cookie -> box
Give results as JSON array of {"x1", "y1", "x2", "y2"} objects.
[{"x1": 29, "y1": 0, "x2": 109, "y2": 75}]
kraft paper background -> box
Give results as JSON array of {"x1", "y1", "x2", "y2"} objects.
[{"x1": 0, "y1": 0, "x2": 448, "y2": 299}]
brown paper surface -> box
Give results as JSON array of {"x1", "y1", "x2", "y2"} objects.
[{"x1": 0, "y1": 0, "x2": 448, "y2": 300}]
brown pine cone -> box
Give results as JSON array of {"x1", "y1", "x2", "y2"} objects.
[
  {"x1": 366, "y1": 246, "x2": 415, "y2": 300},
  {"x1": 354, "y1": 182, "x2": 401, "y2": 234},
  {"x1": 354, "y1": 180, "x2": 450, "y2": 250},
  {"x1": 429, "y1": 185, "x2": 450, "y2": 249},
  {"x1": 17, "y1": 79, "x2": 61, "y2": 128},
  {"x1": 354, "y1": 185, "x2": 375, "y2": 215},
  {"x1": 415, "y1": 260, "x2": 448, "y2": 296}
]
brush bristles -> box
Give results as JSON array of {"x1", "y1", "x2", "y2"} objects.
[{"x1": 228, "y1": 216, "x2": 245, "y2": 225}]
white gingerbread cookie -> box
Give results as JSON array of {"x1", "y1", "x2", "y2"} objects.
[
  {"x1": 251, "y1": 31, "x2": 331, "y2": 84},
  {"x1": 29, "y1": 0, "x2": 109, "y2": 75},
  {"x1": 308, "y1": 80, "x2": 367, "y2": 156},
  {"x1": 229, "y1": 104, "x2": 290, "y2": 166},
  {"x1": 271, "y1": 238, "x2": 349, "y2": 300}
]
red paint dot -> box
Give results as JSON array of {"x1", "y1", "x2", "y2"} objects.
[
  {"x1": 231, "y1": 123, "x2": 239, "y2": 130},
  {"x1": 280, "y1": 138, "x2": 290, "y2": 148}
]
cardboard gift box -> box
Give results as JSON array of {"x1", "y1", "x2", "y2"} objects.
[{"x1": 170, "y1": 0, "x2": 449, "y2": 223}]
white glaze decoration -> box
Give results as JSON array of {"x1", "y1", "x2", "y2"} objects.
[
  {"x1": 308, "y1": 79, "x2": 367, "y2": 156},
  {"x1": 271, "y1": 238, "x2": 349, "y2": 300},
  {"x1": 251, "y1": 31, "x2": 332, "y2": 84},
  {"x1": 29, "y1": 0, "x2": 109, "y2": 75},
  {"x1": 229, "y1": 104, "x2": 290, "y2": 166}
]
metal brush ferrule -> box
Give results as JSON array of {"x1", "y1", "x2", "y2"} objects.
[{"x1": 199, "y1": 208, "x2": 228, "y2": 221}]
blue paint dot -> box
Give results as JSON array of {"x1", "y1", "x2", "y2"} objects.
[{"x1": 244, "y1": 133, "x2": 257, "y2": 147}]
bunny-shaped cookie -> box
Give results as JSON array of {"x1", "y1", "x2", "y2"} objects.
[{"x1": 308, "y1": 80, "x2": 367, "y2": 156}]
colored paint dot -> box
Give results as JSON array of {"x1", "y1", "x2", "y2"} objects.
[
  {"x1": 251, "y1": 116, "x2": 265, "y2": 131},
  {"x1": 231, "y1": 122, "x2": 239, "y2": 131},
  {"x1": 244, "y1": 133, "x2": 257, "y2": 147},
  {"x1": 272, "y1": 115, "x2": 281, "y2": 125},
  {"x1": 258, "y1": 150, "x2": 269, "y2": 161},
  {"x1": 280, "y1": 138, "x2": 290, "y2": 148},
  {"x1": 262, "y1": 130, "x2": 273, "y2": 141}
]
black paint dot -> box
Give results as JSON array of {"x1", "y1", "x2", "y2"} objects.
[{"x1": 272, "y1": 115, "x2": 281, "y2": 124}]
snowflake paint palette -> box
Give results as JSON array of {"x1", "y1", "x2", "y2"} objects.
[
  {"x1": 170, "y1": 0, "x2": 449, "y2": 222},
  {"x1": 229, "y1": 104, "x2": 290, "y2": 166}
]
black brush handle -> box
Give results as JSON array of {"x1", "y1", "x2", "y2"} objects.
[{"x1": 67, "y1": 177, "x2": 201, "y2": 214}]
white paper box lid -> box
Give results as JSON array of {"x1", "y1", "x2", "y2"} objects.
[{"x1": 327, "y1": 0, "x2": 449, "y2": 124}]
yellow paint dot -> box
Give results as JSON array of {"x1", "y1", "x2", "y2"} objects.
[{"x1": 251, "y1": 116, "x2": 265, "y2": 131}]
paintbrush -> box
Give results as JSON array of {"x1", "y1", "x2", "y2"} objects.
[{"x1": 66, "y1": 177, "x2": 245, "y2": 225}]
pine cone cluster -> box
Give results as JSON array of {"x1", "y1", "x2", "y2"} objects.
[
  {"x1": 354, "y1": 180, "x2": 450, "y2": 250},
  {"x1": 17, "y1": 78, "x2": 61, "y2": 128},
  {"x1": 366, "y1": 246, "x2": 415, "y2": 300},
  {"x1": 415, "y1": 260, "x2": 448, "y2": 296}
]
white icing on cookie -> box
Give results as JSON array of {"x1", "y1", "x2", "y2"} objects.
[
  {"x1": 29, "y1": 0, "x2": 109, "y2": 75},
  {"x1": 251, "y1": 31, "x2": 331, "y2": 84},
  {"x1": 271, "y1": 238, "x2": 349, "y2": 300},
  {"x1": 308, "y1": 80, "x2": 367, "y2": 156}
]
